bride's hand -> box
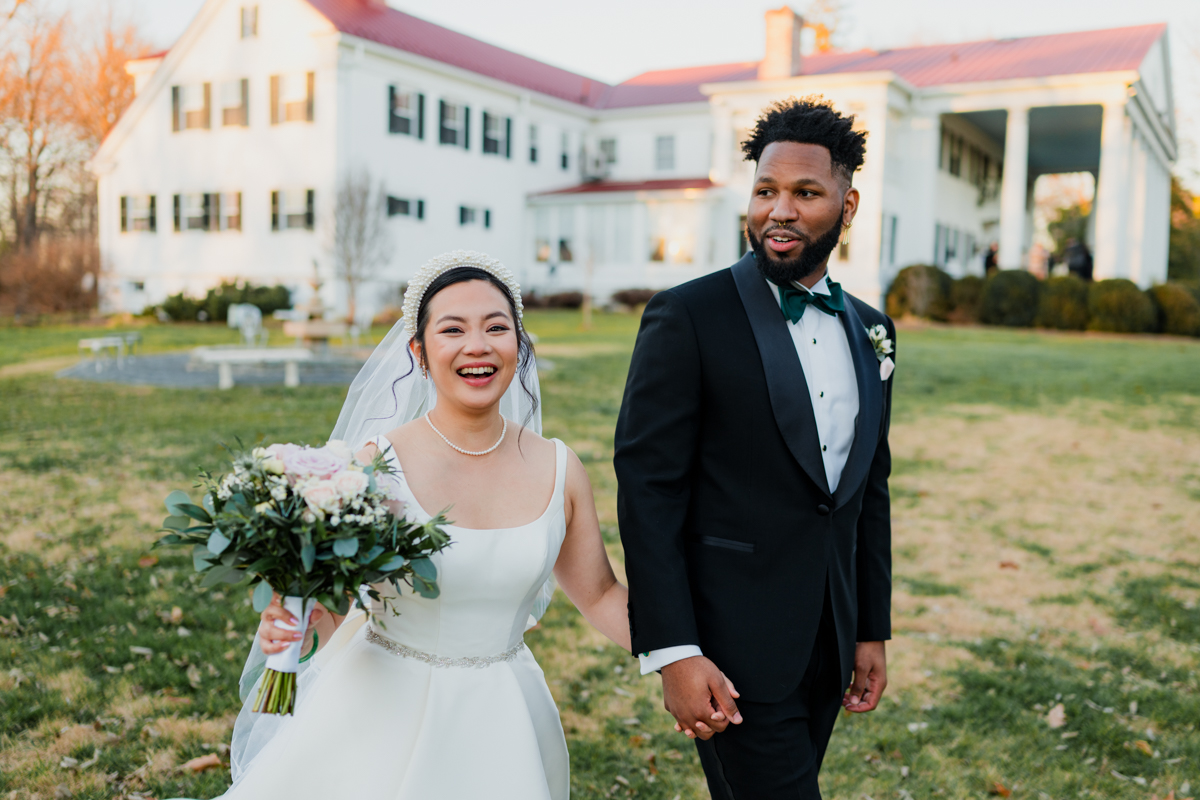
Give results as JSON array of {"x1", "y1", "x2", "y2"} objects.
[{"x1": 258, "y1": 594, "x2": 325, "y2": 656}]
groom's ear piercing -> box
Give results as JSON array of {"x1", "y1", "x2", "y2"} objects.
[{"x1": 842, "y1": 221, "x2": 853, "y2": 246}]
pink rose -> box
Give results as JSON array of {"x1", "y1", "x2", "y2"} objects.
[
  {"x1": 283, "y1": 447, "x2": 348, "y2": 480},
  {"x1": 301, "y1": 481, "x2": 340, "y2": 515},
  {"x1": 266, "y1": 443, "x2": 302, "y2": 460},
  {"x1": 331, "y1": 470, "x2": 370, "y2": 499}
]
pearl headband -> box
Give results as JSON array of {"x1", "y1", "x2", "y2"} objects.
[{"x1": 400, "y1": 250, "x2": 524, "y2": 341}]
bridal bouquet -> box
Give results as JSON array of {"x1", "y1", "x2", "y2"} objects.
[{"x1": 156, "y1": 440, "x2": 451, "y2": 715}]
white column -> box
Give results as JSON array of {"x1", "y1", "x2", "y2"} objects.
[
  {"x1": 710, "y1": 102, "x2": 734, "y2": 185},
  {"x1": 1093, "y1": 99, "x2": 1130, "y2": 280},
  {"x1": 998, "y1": 105, "x2": 1029, "y2": 270}
]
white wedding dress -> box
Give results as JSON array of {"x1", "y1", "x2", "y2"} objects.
[{"x1": 211, "y1": 437, "x2": 570, "y2": 800}]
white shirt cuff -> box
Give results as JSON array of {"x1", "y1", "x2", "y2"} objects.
[{"x1": 638, "y1": 645, "x2": 703, "y2": 675}]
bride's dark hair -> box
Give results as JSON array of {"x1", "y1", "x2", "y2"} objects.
[{"x1": 388, "y1": 267, "x2": 539, "y2": 430}]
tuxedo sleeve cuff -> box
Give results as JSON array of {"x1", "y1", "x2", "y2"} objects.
[{"x1": 639, "y1": 645, "x2": 703, "y2": 675}]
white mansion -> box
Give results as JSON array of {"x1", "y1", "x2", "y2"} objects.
[{"x1": 91, "y1": 0, "x2": 1178, "y2": 317}]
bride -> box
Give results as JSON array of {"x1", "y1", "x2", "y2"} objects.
[{"x1": 207, "y1": 252, "x2": 634, "y2": 799}]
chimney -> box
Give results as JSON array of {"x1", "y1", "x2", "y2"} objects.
[{"x1": 758, "y1": 7, "x2": 803, "y2": 81}]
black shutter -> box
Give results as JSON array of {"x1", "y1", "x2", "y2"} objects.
[
  {"x1": 171, "y1": 86, "x2": 180, "y2": 132},
  {"x1": 241, "y1": 78, "x2": 249, "y2": 125},
  {"x1": 482, "y1": 111, "x2": 490, "y2": 153},
  {"x1": 388, "y1": 86, "x2": 396, "y2": 133},
  {"x1": 271, "y1": 191, "x2": 279, "y2": 231},
  {"x1": 202, "y1": 193, "x2": 211, "y2": 230},
  {"x1": 149, "y1": 195, "x2": 156, "y2": 233},
  {"x1": 459, "y1": 206, "x2": 467, "y2": 226},
  {"x1": 119, "y1": 196, "x2": 128, "y2": 232},
  {"x1": 462, "y1": 106, "x2": 469, "y2": 149},
  {"x1": 484, "y1": 209, "x2": 491, "y2": 229},
  {"x1": 305, "y1": 189, "x2": 315, "y2": 230},
  {"x1": 417, "y1": 94, "x2": 424, "y2": 139},
  {"x1": 505, "y1": 118, "x2": 512, "y2": 159},
  {"x1": 439, "y1": 100, "x2": 450, "y2": 144},
  {"x1": 173, "y1": 195, "x2": 181, "y2": 232},
  {"x1": 417, "y1": 199, "x2": 424, "y2": 220}
]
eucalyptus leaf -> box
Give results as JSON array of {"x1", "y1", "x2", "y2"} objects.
[
  {"x1": 193, "y1": 544, "x2": 219, "y2": 572},
  {"x1": 178, "y1": 503, "x2": 213, "y2": 523},
  {"x1": 163, "y1": 515, "x2": 192, "y2": 531},
  {"x1": 207, "y1": 529, "x2": 232, "y2": 555},
  {"x1": 201, "y1": 565, "x2": 245, "y2": 587},
  {"x1": 360, "y1": 545, "x2": 385, "y2": 564},
  {"x1": 164, "y1": 490, "x2": 192, "y2": 516},
  {"x1": 332, "y1": 538, "x2": 359, "y2": 558},
  {"x1": 378, "y1": 555, "x2": 407, "y2": 572},
  {"x1": 410, "y1": 557, "x2": 437, "y2": 581},
  {"x1": 252, "y1": 580, "x2": 274, "y2": 612},
  {"x1": 413, "y1": 574, "x2": 440, "y2": 599},
  {"x1": 301, "y1": 544, "x2": 315, "y2": 573},
  {"x1": 155, "y1": 533, "x2": 184, "y2": 547},
  {"x1": 202, "y1": 493, "x2": 215, "y2": 513}
]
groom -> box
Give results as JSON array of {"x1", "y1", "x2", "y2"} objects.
[{"x1": 614, "y1": 97, "x2": 894, "y2": 798}]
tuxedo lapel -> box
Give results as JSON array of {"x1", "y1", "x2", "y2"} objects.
[
  {"x1": 834, "y1": 299, "x2": 883, "y2": 509},
  {"x1": 730, "y1": 255, "x2": 831, "y2": 498}
]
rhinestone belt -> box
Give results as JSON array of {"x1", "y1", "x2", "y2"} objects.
[{"x1": 365, "y1": 628, "x2": 525, "y2": 668}]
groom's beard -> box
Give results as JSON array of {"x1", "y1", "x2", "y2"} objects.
[{"x1": 748, "y1": 215, "x2": 843, "y2": 286}]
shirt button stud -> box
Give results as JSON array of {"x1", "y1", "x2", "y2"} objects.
[
  {"x1": 816, "y1": 504, "x2": 831, "y2": 516},
  {"x1": 812, "y1": 338, "x2": 817, "y2": 344},
  {"x1": 820, "y1": 391, "x2": 824, "y2": 397},
  {"x1": 822, "y1": 444, "x2": 827, "y2": 452}
]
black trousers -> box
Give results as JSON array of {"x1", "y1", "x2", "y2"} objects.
[{"x1": 695, "y1": 590, "x2": 843, "y2": 800}]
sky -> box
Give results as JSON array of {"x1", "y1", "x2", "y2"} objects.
[{"x1": 94, "y1": 0, "x2": 1200, "y2": 184}]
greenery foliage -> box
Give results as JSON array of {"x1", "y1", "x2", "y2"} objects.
[
  {"x1": 1047, "y1": 203, "x2": 1090, "y2": 258},
  {"x1": 980, "y1": 269, "x2": 1041, "y2": 327},
  {"x1": 1088, "y1": 279, "x2": 1156, "y2": 333},
  {"x1": 1036, "y1": 275, "x2": 1090, "y2": 330},
  {"x1": 160, "y1": 282, "x2": 292, "y2": 322},
  {"x1": 1168, "y1": 177, "x2": 1200, "y2": 282},
  {"x1": 885, "y1": 264, "x2": 953, "y2": 321},
  {"x1": 1148, "y1": 283, "x2": 1200, "y2": 337},
  {"x1": 948, "y1": 275, "x2": 984, "y2": 324}
]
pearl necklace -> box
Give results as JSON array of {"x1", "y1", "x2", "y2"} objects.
[{"x1": 425, "y1": 413, "x2": 507, "y2": 456}]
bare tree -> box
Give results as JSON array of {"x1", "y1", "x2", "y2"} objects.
[
  {"x1": 804, "y1": 0, "x2": 848, "y2": 53},
  {"x1": 330, "y1": 169, "x2": 391, "y2": 325}
]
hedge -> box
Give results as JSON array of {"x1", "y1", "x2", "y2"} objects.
[
  {"x1": 1036, "y1": 275, "x2": 1089, "y2": 330},
  {"x1": 885, "y1": 264, "x2": 953, "y2": 321},
  {"x1": 1087, "y1": 279, "x2": 1156, "y2": 333},
  {"x1": 160, "y1": 281, "x2": 291, "y2": 322},
  {"x1": 948, "y1": 275, "x2": 984, "y2": 324},
  {"x1": 1148, "y1": 283, "x2": 1200, "y2": 336},
  {"x1": 980, "y1": 270, "x2": 1041, "y2": 327}
]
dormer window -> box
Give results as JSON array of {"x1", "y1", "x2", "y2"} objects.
[{"x1": 241, "y1": 6, "x2": 258, "y2": 38}]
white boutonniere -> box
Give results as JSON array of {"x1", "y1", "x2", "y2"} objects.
[{"x1": 866, "y1": 324, "x2": 895, "y2": 381}]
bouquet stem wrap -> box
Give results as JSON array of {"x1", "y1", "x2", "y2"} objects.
[{"x1": 253, "y1": 596, "x2": 315, "y2": 715}]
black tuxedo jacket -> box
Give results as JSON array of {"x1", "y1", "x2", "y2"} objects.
[{"x1": 614, "y1": 254, "x2": 894, "y2": 703}]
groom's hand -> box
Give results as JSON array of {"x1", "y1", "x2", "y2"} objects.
[
  {"x1": 843, "y1": 641, "x2": 887, "y2": 713},
  {"x1": 661, "y1": 656, "x2": 742, "y2": 740}
]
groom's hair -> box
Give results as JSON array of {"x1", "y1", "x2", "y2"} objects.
[{"x1": 741, "y1": 95, "x2": 867, "y2": 186}]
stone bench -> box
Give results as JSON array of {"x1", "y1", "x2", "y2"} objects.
[
  {"x1": 78, "y1": 336, "x2": 136, "y2": 372},
  {"x1": 192, "y1": 347, "x2": 313, "y2": 390}
]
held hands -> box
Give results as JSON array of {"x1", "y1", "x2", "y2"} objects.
[
  {"x1": 842, "y1": 640, "x2": 887, "y2": 713},
  {"x1": 661, "y1": 656, "x2": 742, "y2": 741},
  {"x1": 258, "y1": 593, "x2": 325, "y2": 656}
]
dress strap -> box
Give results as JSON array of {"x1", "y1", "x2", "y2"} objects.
[{"x1": 551, "y1": 439, "x2": 568, "y2": 509}]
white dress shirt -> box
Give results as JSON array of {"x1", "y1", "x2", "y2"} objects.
[{"x1": 638, "y1": 273, "x2": 860, "y2": 674}]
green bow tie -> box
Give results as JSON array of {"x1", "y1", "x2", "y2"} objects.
[{"x1": 774, "y1": 280, "x2": 846, "y2": 324}]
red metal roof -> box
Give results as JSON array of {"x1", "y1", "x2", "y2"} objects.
[
  {"x1": 301, "y1": 3, "x2": 1165, "y2": 108},
  {"x1": 535, "y1": 178, "x2": 715, "y2": 196}
]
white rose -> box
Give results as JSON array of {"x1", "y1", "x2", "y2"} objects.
[
  {"x1": 325, "y1": 439, "x2": 355, "y2": 463},
  {"x1": 332, "y1": 470, "x2": 370, "y2": 499},
  {"x1": 263, "y1": 457, "x2": 285, "y2": 475},
  {"x1": 301, "y1": 481, "x2": 341, "y2": 515},
  {"x1": 252, "y1": 447, "x2": 270, "y2": 459}
]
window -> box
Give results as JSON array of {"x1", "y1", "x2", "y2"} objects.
[
  {"x1": 647, "y1": 202, "x2": 696, "y2": 264},
  {"x1": 387, "y1": 196, "x2": 425, "y2": 219},
  {"x1": 482, "y1": 112, "x2": 511, "y2": 157},
  {"x1": 599, "y1": 138, "x2": 617, "y2": 164},
  {"x1": 389, "y1": 87, "x2": 424, "y2": 137},
  {"x1": 439, "y1": 101, "x2": 469, "y2": 148},
  {"x1": 270, "y1": 73, "x2": 314, "y2": 124},
  {"x1": 655, "y1": 135, "x2": 675, "y2": 171},
  {"x1": 172, "y1": 193, "x2": 220, "y2": 231},
  {"x1": 529, "y1": 124, "x2": 538, "y2": 163},
  {"x1": 171, "y1": 84, "x2": 211, "y2": 131},
  {"x1": 560, "y1": 132, "x2": 569, "y2": 170},
  {"x1": 221, "y1": 192, "x2": 242, "y2": 230},
  {"x1": 271, "y1": 189, "x2": 314, "y2": 230},
  {"x1": 221, "y1": 79, "x2": 249, "y2": 126},
  {"x1": 241, "y1": 6, "x2": 257, "y2": 38},
  {"x1": 119, "y1": 195, "x2": 156, "y2": 232},
  {"x1": 557, "y1": 207, "x2": 574, "y2": 261}
]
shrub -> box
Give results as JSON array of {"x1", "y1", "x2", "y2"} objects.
[
  {"x1": 1036, "y1": 275, "x2": 1090, "y2": 330},
  {"x1": 980, "y1": 269, "x2": 1041, "y2": 327},
  {"x1": 948, "y1": 275, "x2": 984, "y2": 324},
  {"x1": 1087, "y1": 279, "x2": 1156, "y2": 333},
  {"x1": 885, "y1": 264, "x2": 953, "y2": 321},
  {"x1": 544, "y1": 291, "x2": 584, "y2": 309},
  {"x1": 611, "y1": 288, "x2": 659, "y2": 307},
  {"x1": 160, "y1": 292, "x2": 205, "y2": 321},
  {"x1": 1148, "y1": 283, "x2": 1200, "y2": 336},
  {"x1": 203, "y1": 281, "x2": 291, "y2": 322}
]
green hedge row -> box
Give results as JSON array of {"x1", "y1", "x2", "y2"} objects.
[
  {"x1": 160, "y1": 281, "x2": 292, "y2": 322},
  {"x1": 886, "y1": 265, "x2": 1200, "y2": 336}
]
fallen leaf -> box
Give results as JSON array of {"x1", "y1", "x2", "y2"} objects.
[
  {"x1": 1046, "y1": 703, "x2": 1067, "y2": 729},
  {"x1": 181, "y1": 753, "x2": 222, "y2": 773},
  {"x1": 989, "y1": 782, "x2": 1012, "y2": 797},
  {"x1": 628, "y1": 735, "x2": 645, "y2": 747},
  {"x1": 137, "y1": 555, "x2": 158, "y2": 568},
  {"x1": 999, "y1": 561, "x2": 1020, "y2": 570},
  {"x1": 170, "y1": 606, "x2": 183, "y2": 624},
  {"x1": 1134, "y1": 740, "x2": 1154, "y2": 756}
]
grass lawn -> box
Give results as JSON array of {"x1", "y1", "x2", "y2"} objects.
[{"x1": 0, "y1": 312, "x2": 1198, "y2": 799}]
